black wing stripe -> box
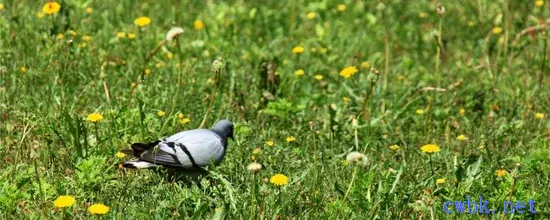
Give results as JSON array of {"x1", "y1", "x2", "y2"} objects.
[
  {"x1": 164, "y1": 142, "x2": 182, "y2": 166},
  {"x1": 177, "y1": 143, "x2": 199, "y2": 168}
]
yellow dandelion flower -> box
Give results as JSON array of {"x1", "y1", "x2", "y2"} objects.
[
  {"x1": 492, "y1": 27, "x2": 503, "y2": 35},
  {"x1": 269, "y1": 174, "x2": 289, "y2": 186},
  {"x1": 535, "y1": 112, "x2": 545, "y2": 119},
  {"x1": 116, "y1": 152, "x2": 126, "y2": 159},
  {"x1": 180, "y1": 117, "x2": 190, "y2": 125},
  {"x1": 421, "y1": 144, "x2": 440, "y2": 153},
  {"x1": 85, "y1": 7, "x2": 93, "y2": 14},
  {"x1": 53, "y1": 195, "x2": 75, "y2": 208},
  {"x1": 339, "y1": 66, "x2": 358, "y2": 78},
  {"x1": 157, "y1": 111, "x2": 165, "y2": 117},
  {"x1": 314, "y1": 75, "x2": 323, "y2": 81},
  {"x1": 360, "y1": 61, "x2": 370, "y2": 69},
  {"x1": 467, "y1": 21, "x2": 475, "y2": 27},
  {"x1": 178, "y1": 113, "x2": 184, "y2": 119},
  {"x1": 310, "y1": 47, "x2": 318, "y2": 53},
  {"x1": 42, "y1": 2, "x2": 61, "y2": 15},
  {"x1": 37, "y1": 12, "x2": 45, "y2": 19},
  {"x1": 78, "y1": 42, "x2": 87, "y2": 48},
  {"x1": 292, "y1": 46, "x2": 304, "y2": 54},
  {"x1": 166, "y1": 52, "x2": 174, "y2": 60},
  {"x1": 20, "y1": 67, "x2": 27, "y2": 73},
  {"x1": 116, "y1": 32, "x2": 126, "y2": 39},
  {"x1": 88, "y1": 203, "x2": 109, "y2": 215},
  {"x1": 307, "y1": 12, "x2": 316, "y2": 20},
  {"x1": 131, "y1": 82, "x2": 137, "y2": 88},
  {"x1": 286, "y1": 136, "x2": 296, "y2": 142},
  {"x1": 68, "y1": 30, "x2": 77, "y2": 36},
  {"x1": 86, "y1": 113, "x2": 103, "y2": 123},
  {"x1": 389, "y1": 145, "x2": 400, "y2": 151},
  {"x1": 436, "y1": 178, "x2": 446, "y2": 184},
  {"x1": 459, "y1": 108, "x2": 465, "y2": 115},
  {"x1": 127, "y1": 33, "x2": 136, "y2": 39},
  {"x1": 496, "y1": 169, "x2": 507, "y2": 177},
  {"x1": 134, "y1": 16, "x2": 151, "y2": 27},
  {"x1": 252, "y1": 148, "x2": 261, "y2": 155},
  {"x1": 337, "y1": 4, "x2": 346, "y2": 12},
  {"x1": 416, "y1": 109, "x2": 424, "y2": 115},
  {"x1": 343, "y1": 96, "x2": 351, "y2": 103},
  {"x1": 456, "y1": 135, "x2": 468, "y2": 141},
  {"x1": 266, "y1": 140, "x2": 274, "y2": 146},
  {"x1": 295, "y1": 69, "x2": 305, "y2": 76},
  {"x1": 536, "y1": 0, "x2": 544, "y2": 7},
  {"x1": 57, "y1": 33, "x2": 64, "y2": 40},
  {"x1": 145, "y1": 68, "x2": 151, "y2": 76},
  {"x1": 341, "y1": 159, "x2": 349, "y2": 166},
  {"x1": 0, "y1": 3, "x2": 4, "y2": 11},
  {"x1": 419, "y1": 12, "x2": 427, "y2": 18},
  {"x1": 82, "y1": 35, "x2": 91, "y2": 42},
  {"x1": 194, "y1": 20, "x2": 205, "y2": 30},
  {"x1": 320, "y1": 47, "x2": 328, "y2": 53}
]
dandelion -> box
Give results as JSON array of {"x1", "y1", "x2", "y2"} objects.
[
  {"x1": 270, "y1": 174, "x2": 289, "y2": 186},
  {"x1": 286, "y1": 136, "x2": 296, "y2": 142},
  {"x1": 0, "y1": 3, "x2": 4, "y2": 11},
  {"x1": 416, "y1": 109, "x2": 424, "y2": 115},
  {"x1": 436, "y1": 178, "x2": 446, "y2": 184},
  {"x1": 339, "y1": 66, "x2": 358, "y2": 78},
  {"x1": 127, "y1": 33, "x2": 136, "y2": 39},
  {"x1": 194, "y1": 20, "x2": 205, "y2": 30},
  {"x1": 145, "y1": 69, "x2": 151, "y2": 76},
  {"x1": 82, "y1": 35, "x2": 91, "y2": 42},
  {"x1": 252, "y1": 148, "x2": 261, "y2": 155},
  {"x1": 53, "y1": 195, "x2": 75, "y2": 208},
  {"x1": 85, "y1": 7, "x2": 93, "y2": 14},
  {"x1": 459, "y1": 108, "x2": 465, "y2": 115},
  {"x1": 310, "y1": 47, "x2": 318, "y2": 53},
  {"x1": 467, "y1": 21, "x2": 475, "y2": 27},
  {"x1": 492, "y1": 26, "x2": 503, "y2": 35},
  {"x1": 320, "y1": 47, "x2": 328, "y2": 53},
  {"x1": 131, "y1": 82, "x2": 137, "y2": 88},
  {"x1": 134, "y1": 16, "x2": 151, "y2": 27},
  {"x1": 295, "y1": 69, "x2": 305, "y2": 76},
  {"x1": 360, "y1": 61, "x2": 371, "y2": 69},
  {"x1": 346, "y1": 152, "x2": 367, "y2": 165},
  {"x1": 42, "y1": 2, "x2": 61, "y2": 15},
  {"x1": 266, "y1": 140, "x2": 274, "y2": 146},
  {"x1": 20, "y1": 67, "x2": 27, "y2": 73},
  {"x1": 535, "y1": 112, "x2": 545, "y2": 119},
  {"x1": 116, "y1": 32, "x2": 126, "y2": 39},
  {"x1": 247, "y1": 162, "x2": 262, "y2": 173},
  {"x1": 536, "y1": 0, "x2": 544, "y2": 7},
  {"x1": 116, "y1": 152, "x2": 126, "y2": 159},
  {"x1": 421, "y1": 144, "x2": 440, "y2": 153},
  {"x1": 292, "y1": 46, "x2": 304, "y2": 54},
  {"x1": 68, "y1": 30, "x2": 77, "y2": 36},
  {"x1": 496, "y1": 169, "x2": 508, "y2": 177},
  {"x1": 180, "y1": 117, "x2": 190, "y2": 125},
  {"x1": 177, "y1": 113, "x2": 184, "y2": 119},
  {"x1": 307, "y1": 12, "x2": 316, "y2": 20},
  {"x1": 389, "y1": 145, "x2": 400, "y2": 151},
  {"x1": 157, "y1": 111, "x2": 165, "y2": 117},
  {"x1": 342, "y1": 96, "x2": 351, "y2": 103},
  {"x1": 456, "y1": 135, "x2": 468, "y2": 141},
  {"x1": 166, "y1": 27, "x2": 184, "y2": 41},
  {"x1": 166, "y1": 52, "x2": 174, "y2": 60},
  {"x1": 79, "y1": 43, "x2": 87, "y2": 48},
  {"x1": 314, "y1": 75, "x2": 323, "y2": 80},
  {"x1": 419, "y1": 12, "x2": 427, "y2": 18},
  {"x1": 57, "y1": 34, "x2": 64, "y2": 40},
  {"x1": 337, "y1": 4, "x2": 346, "y2": 12},
  {"x1": 86, "y1": 113, "x2": 103, "y2": 123},
  {"x1": 88, "y1": 203, "x2": 109, "y2": 215}
]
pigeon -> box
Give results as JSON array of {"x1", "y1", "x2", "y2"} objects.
[{"x1": 122, "y1": 119, "x2": 234, "y2": 170}]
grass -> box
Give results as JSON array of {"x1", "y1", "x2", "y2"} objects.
[{"x1": 1, "y1": 0, "x2": 550, "y2": 219}]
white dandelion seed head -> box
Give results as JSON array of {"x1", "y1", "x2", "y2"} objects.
[
  {"x1": 346, "y1": 151, "x2": 367, "y2": 166},
  {"x1": 166, "y1": 27, "x2": 184, "y2": 41},
  {"x1": 247, "y1": 162, "x2": 262, "y2": 172}
]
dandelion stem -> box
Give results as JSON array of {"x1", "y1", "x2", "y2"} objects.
[
  {"x1": 199, "y1": 60, "x2": 223, "y2": 128},
  {"x1": 343, "y1": 166, "x2": 358, "y2": 201},
  {"x1": 429, "y1": 154, "x2": 434, "y2": 176}
]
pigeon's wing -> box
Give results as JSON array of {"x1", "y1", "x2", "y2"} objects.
[{"x1": 139, "y1": 130, "x2": 225, "y2": 168}]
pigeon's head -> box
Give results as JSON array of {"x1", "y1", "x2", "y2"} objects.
[{"x1": 213, "y1": 119, "x2": 234, "y2": 140}]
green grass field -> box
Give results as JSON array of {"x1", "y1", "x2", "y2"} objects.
[{"x1": 1, "y1": 0, "x2": 550, "y2": 219}]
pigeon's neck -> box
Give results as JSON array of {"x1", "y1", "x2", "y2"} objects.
[{"x1": 211, "y1": 128, "x2": 228, "y2": 148}]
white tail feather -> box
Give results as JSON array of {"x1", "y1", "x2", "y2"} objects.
[{"x1": 123, "y1": 161, "x2": 158, "y2": 169}]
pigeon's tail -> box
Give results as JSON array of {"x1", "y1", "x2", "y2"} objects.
[{"x1": 122, "y1": 160, "x2": 158, "y2": 169}]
